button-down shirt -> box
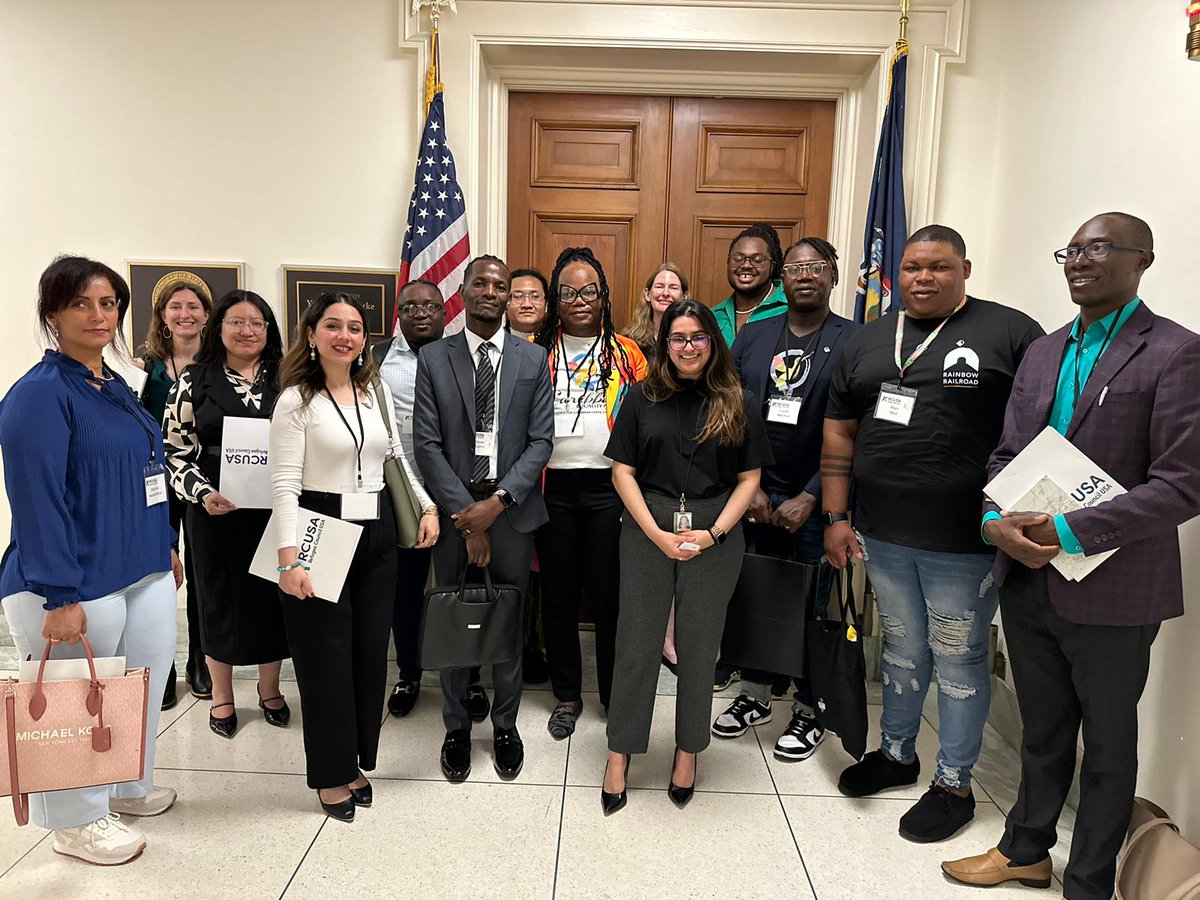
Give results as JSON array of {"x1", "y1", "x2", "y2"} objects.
[
  {"x1": 378, "y1": 333, "x2": 419, "y2": 463},
  {"x1": 711, "y1": 279, "x2": 789, "y2": 348},
  {"x1": 463, "y1": 326, "x2": 506, "y2": 479}
]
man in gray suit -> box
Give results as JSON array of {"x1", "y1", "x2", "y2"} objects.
[{"x1": 414, "y1": 254, "x2": 554, "y2": 783}]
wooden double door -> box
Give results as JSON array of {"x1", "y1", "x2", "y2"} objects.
[{"x1": 507, "y1": 92, "x2": 836, "y2": 328}]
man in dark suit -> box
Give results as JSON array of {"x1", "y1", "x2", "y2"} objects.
[
  {"x1": 413, "y1": 254, "x2": 554, "y2": 783},
  {"x1": 711, "y1": 237, "x2": 858, "y2": 763},
  {"x1": 943, "y1": 212, "x2": 1200, "y2": 900}
]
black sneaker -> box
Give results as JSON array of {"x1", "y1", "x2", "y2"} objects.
[
  {"x1": 387, "y1": 679, "x2": 420, "y2": 717},
  {"x1": 899, "y1": 782, "x2": 976, "y2": 843},
  {"x1": 837, "y1": 749, "x2": 921, "y2": 797},
  {"x1": 712, "y1": 663, "x2": 740, "y2": 692},
  {"x1": 773, "y1": 711, "x2": 825, "y2": 761},
  {"x1": 711, "y1": 695, "x2": 772, "y2": 738},
  {"x1": 465, "y1": 683, "x2": 491, "y2": 723}
]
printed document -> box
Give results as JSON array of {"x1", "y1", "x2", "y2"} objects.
[
  {"x1": 250, "y1": 508, "x2": 362, "y2": 602},
  {"x1": 220, "y1": 417, "x2": 272, "y2": 509}
]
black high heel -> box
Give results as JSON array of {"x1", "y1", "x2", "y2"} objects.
[
  {"x1": 256, "y1": 683, "x2": 291, "y2": 728},
  {"x1": 209, "y1": 702, "x2": 237, "y2": 739},
  {"x1": 318, "y1": 790, "x2": 355, "y2": 822},
  {"x1": 348, "y1": 774, "x2": 372, "y2": 808},
  {"x1": 669, "y1": 749, "x2": 695, "y2": 809},
  {"x1": 601, "y1": 753, "x2": 630, "y2": 816}
]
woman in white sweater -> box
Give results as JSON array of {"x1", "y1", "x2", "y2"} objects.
[{"x1": 270, "y1": 291, "x2": 438, "y2": 822}]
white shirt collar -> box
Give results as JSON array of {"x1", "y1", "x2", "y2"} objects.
[
  {"x1": 384, "y1": 331, "x2": 414, "y2": 360},
  {"x1": 464, "y1": 326, "x2": 505, "y2": 359}
]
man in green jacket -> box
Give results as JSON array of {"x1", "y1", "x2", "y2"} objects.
[{"x1": 712, "y1": 222, "x2": 789, "y2": 347}]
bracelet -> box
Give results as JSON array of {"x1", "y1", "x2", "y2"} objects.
[
  {"x1": 276, "y1": 561, "x2": 311, "y2": 573},
  {"x1": 422, "y1": 506, "x2": 439, "y2": 517}
]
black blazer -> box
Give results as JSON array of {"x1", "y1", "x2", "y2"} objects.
[
  {"x1": 731, "y1": 311, "x2": 858, "y2": 502},
  {"x1": 369, "y1": 337, "x2": 395, "y2": 367}
]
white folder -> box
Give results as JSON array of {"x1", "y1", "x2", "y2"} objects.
[
  {"x1": 219, "y1": 417, "x2": 273, "y2": 509},
  {"x1": 249, "y1": 507, "x2": 363, "y2": 603}
]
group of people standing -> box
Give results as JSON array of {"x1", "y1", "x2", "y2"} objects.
[{"x1": 1, "y1": 210, "x2": 1197, "y2": 900}]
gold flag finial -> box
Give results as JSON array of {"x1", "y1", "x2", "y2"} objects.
[
  {"x1": 412, "y1": 0, "x2": 457, "y2": 29},
  {"x1": 412, "y1": 0, "x2": 454, "y2": 112}
]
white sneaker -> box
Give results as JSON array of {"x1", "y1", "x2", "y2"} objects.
[
  {"x1": 711, "y1": 695, "x2": 773, "y2": 738},
  {"x1": 52, "y1": 813, "x2": 147, "y2": 866},
  {"x1": 109, "y1": 785, "x2": 177, "y2": 817},
  {"x1": 773, "y1": 711, "x2": 826, "y2": 762}
]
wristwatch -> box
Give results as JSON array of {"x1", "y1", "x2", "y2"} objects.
[
  {"x1": 708, "y1": 525, "x2": 727, "y2": 545},
  {"x1": 824, "y1": 512, "x2": 850, "y2": 527},
  {"x1": 493, "y1": 488, "x2": 516, "y2": 510}
]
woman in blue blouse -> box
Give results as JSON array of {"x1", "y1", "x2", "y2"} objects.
[{"x1": 0, "y1": 256, "x2": 182, "y2": 867}]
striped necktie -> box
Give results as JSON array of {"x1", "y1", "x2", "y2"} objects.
[{"x1": 472, "y1": 344, "x2": 495, "y2": 482}]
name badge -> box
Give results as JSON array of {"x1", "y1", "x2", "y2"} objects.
[
  {"x1": 874, "y1": 382, "x2": 918, "y2": 426},
  {"x1": 474, "y1": 431, "x2": 496, "y2": 455},
  {"x1": 673, "y1": 510, "x2": 692, "y2": 534},
  {"x1": 400, "y1": 414, "x2": 414, "y2": 436},
  {"x1": 144, "y1": 464, "x2": 168, "y2": 507},
  {"x1": 766, "y1": 397, "x2": 803, "y2": 425},
  {"x1": 554, "y1": 411, "x2": 581, "y2": 438},
  {"x1": 341, "y1": 493, "x2": 380, "y2": 521}
]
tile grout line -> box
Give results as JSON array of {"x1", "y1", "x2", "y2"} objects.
[
  {"x1": 156, "y1": 696, "x2": 201, "y2": 739},
  {"x1": 753, "y1": 723, "x2": 819, "y2": 900},
  {"x1": 278, "y1": 817, "x2": 327, "y2": 898},
  {"x1": 549, "y1": 727, "x2": 571, "y2": 900},
  {"x1": 0, "y1": 831, "x2": 51, "y2": 881}
]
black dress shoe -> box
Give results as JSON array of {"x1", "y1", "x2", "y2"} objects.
[
  {"x1": 601, "y1": 753, "x2": 630, "y2": 816},
  {"x1": 387, "y1": 679, "x2": 420, "y2": 717},
  {"x1": 668, "y1": 749, "x2": 696, "y2": 809},
  {"x1": 318, "y1": 792, "x2": 355, "y2": 822},
  {"x1": 348, "y1": 778, "x2": 372, "y2": 808},
  {"x1": 186, "y1": 652, "x2": 212, "y2": 699},
  {"x1": 209, "y1": 702, "x2": 237, "y2": 739},
  {"x1": 161, "y1": 664, "x2": 179, "y2": 711},
  {"x1": 493, "y1": 727, "x2": 524, "y2": 780},
  {"x1": 465, "y1": 683, "x2": 490, "y2": 723},
  {"x1": 522, "y1": 645, "x2": 549, "y2": 685},
  {"x1": 440, "y1": 729, "x2": 472, "y2": 783},
  {"x1": 256, "y1": 683, "x2": 291, "y2": 728}
]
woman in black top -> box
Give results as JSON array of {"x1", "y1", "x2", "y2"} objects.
[
  {"x1": 601, "y1": 300, "x2": 770, "y2": 814},
  {"x1": 163, "y1": 291, "x2": 290, "y2": 739}
]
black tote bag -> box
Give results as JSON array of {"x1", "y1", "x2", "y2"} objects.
[
  {"x1": 805, "y1": 564, "x2": 868, "y2": 761},
  {"x1": 719, "y1": 541, "x2": 819, "y2": 678},
  {"x1": 419, "y1": 566, "x2": 523, "y2": 670}
]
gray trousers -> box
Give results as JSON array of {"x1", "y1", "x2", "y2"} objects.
[
  {"x1": 607, "y1": 492, "x2": 745, "y2": 755},
  {"x1": 432, "y1": 509, "x2": 532, "y2": 733}
]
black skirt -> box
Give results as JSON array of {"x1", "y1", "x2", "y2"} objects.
[{"x1": 185, "y1": 504, "x2": 290, "y2": 665}]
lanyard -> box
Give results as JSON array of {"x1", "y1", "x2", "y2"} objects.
[
  {"x1": 324, "y1": 388, "x2": 366, "y2": 487},
  {"x1": 91, "y1": 371, "x2": 159, "y2": 466},
  {"x1": 1071, "y1": 309, "x2": 1120, "y2": 408},
  {"x1": 559, "y1": 332, "x2": 601, "y2": 434},
  {"x1": 674, "y1": 392, "x2": 706, "y2": 511},
  {"x1": 893, "y1": 298, "x2": 966, "y2": 384},
  {"x1": 780, "y1": 319, "x2": 824, "y2": 399}
]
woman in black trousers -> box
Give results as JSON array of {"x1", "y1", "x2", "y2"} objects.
[
  {"x1": 271, "y1": 291, "x2": 438, "y2": 821},
  {"x1": 602, "y1": 300, "x2": 769, "y2": 814}
]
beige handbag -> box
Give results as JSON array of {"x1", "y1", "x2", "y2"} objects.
[
  {"x1": 371, "y1": 378, "x2": 426, "y2": 549},
  {"x1": 1115, "y1": 797, "x2": 1200, "y2": 900}
]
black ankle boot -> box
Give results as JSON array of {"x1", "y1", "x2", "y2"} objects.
[
  {"x1": 186, "y1": 650, "x2": 212, "y2": 699},
  {"x1": 161, "y1": 664, "x2": 179, "y2": 711}
]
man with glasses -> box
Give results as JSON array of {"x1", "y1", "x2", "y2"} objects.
[
  {"x1": 506, "y1": 268, "x2": 549, "y2": 339},
  {"x1": 711, "y1": 237, "x2": 857, "y2": 761},
  {"x1": 712, "y1": 222, "x2": 790, "y2": 349},
  {"x1": 373, "y1": 279, "x2": 485, "y2": 719},
  {"x1": 823, "y1": 225, "x2": 1044, "y2": 843},
  {"x1": 944, "y1": 213, "x2": 1200, "y2": 900}
]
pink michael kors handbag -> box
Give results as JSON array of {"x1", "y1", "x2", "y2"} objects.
[{"x1": 0, "y1": 636, "x2": 149, "y2": 826}]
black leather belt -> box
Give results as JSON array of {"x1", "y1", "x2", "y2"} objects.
[{"x1": 468, "y1": 480, "x2": 499, "y2": 496}]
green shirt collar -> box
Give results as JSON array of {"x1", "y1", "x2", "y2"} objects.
[{"x1": 1069, "y1": 296, "x2": 1141, "y2": 342}]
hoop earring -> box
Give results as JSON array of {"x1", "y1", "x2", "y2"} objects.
[
  {"x1": 161, "y1": 324, "x2": 172, "y2": 339},
  {"x1": 309, "y1": 344, "x2": 316, "y2": 362}
]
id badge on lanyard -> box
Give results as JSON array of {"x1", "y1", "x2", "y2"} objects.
[
  {"x1": 144, "y1": 463, "x2": 168, "y2": 507},
  {"x1": 766, "y1": 396, "x2": 802, "y2": 424},
  {"x1": 874, "y1": 382, "x2": 918, "y2": 426}
]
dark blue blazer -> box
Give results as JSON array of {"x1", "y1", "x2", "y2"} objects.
[{"x1": 731, "y1": 311, "x2": 859, "y2": 503}]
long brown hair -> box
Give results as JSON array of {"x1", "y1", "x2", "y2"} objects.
[
  {"x1": 278, "y1": 291, "x2": 379, "y2": 404},
  {"x1": 623, "y1": 261, "x2": 689, "y2": 347},
  {"x1": 642, "y1": 300, "x2": 746, "y2": 445},
  {"x1": 142, "y1": 279, "x2": 213, "y2": 362}
]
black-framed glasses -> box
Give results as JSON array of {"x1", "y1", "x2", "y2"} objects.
[
  {"x1": 510, "y1": 291, "x2": 544, "y2": 303},
  {"x1": 667, "y1": 333, "x2": 711, "y2": 351},
  {"x1": 1053, "y1": 241, "x2": 1148, "y2": 264},
  {"x1": 781, "y1": 261, "x2": 829, "y2": 278},
  {"x1": 728, "y1": 253, "x2": 769, "y2": 269},
  {"x1": 399, "y1": 302, "x2": 444, "y2": 317},
  {"x1": 558, "y1": 283, "x2": 601, "y2": 304}
]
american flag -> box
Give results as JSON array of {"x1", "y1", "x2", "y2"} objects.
[{"x1": 395, "y1": 89, "x2": 470, "y2": 334}]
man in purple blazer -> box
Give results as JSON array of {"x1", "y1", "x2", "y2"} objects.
[{"x1": 943, "y1": 212, "x2": 1200, "y2": 900}]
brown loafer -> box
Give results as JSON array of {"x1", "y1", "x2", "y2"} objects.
[{"x1": 941, "y1": 847, "x2": 1053, "y2": 888}]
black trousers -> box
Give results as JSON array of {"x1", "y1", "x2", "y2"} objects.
[
  {"x1": 280, "y1": 491, "x2": 398, "y2": 790},
  {"x1": 391, "y1": 545, "x2": 433, "y2": 681},
  {"x1": 168, "y1": 490, "x2": 200, "y2": 656},
  {"x1": 535, "y1": 468, "x2": 622, "y2": 708},
  {"x1": 997, "y1": 564, "x2": 1159, "y2": 900}
]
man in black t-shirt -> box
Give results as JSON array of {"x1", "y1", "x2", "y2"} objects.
[{"x1": 822, "y1": 225, "x2": 1043, "y2": 844}]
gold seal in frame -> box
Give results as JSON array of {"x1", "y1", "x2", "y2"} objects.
[{"x1": 150, "y1": 270, "x2": 213, "y2": 310}]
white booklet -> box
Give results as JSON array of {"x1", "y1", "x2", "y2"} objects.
[
  {"x1": 249, "y1": 508, "x2": 363, "y2": 603},
  {"x1": 984, "y1": 427, "x2": 1126, "y2": 581},
  {"x1": 220, "y1": 417, "x2": 272, "y2": 509}
]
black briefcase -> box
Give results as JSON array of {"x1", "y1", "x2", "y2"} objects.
[
  {"x1": 419, "y1": 566, "x2": 523, "y2": 670},
  {"x1": 806, "y1": 565, "x2": 868, "y2": 761},
  {"x1": 719, "y1": 544, "x2": 819, "y2": 679}
]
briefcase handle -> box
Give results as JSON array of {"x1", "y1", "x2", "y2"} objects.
[{"x1": 456, "y1": 565, "x2": 500, "y2": 604}]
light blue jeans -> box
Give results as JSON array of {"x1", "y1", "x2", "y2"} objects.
[
  {"x1": 2, "y1": 571, "x2": 177, "y2": 830},
  {"x1": 861, "y1": 535, "x2": 997, "y2": 790}
]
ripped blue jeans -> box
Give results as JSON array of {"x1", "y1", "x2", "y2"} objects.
[{"x1": 861, "y1": 535, "x2": 998, "y2": 790}]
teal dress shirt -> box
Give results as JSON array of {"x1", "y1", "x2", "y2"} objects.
[{"x1": 712, "y1": 280, "x2": 788, "y2": 348}]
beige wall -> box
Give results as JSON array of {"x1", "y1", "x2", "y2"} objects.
[{"x1": 1, "y1": 0, "x2": 1198, "y2": 837}]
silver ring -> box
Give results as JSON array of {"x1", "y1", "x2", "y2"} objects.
[{"x1": 464, "y1": 529, "x2": 472, "y2": 536}]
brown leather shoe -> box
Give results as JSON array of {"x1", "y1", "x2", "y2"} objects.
[{"x1": 941, "y1": 847, "x2": 1053, "y2": 889}]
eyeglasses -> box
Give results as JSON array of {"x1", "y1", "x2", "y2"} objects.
[
  {"x1": 558, "y1": 283, "x2": 601, "y2": 304},
  {"x1": 1053, "y1": 242, "x2": 1149, "y2": 264},
  {"x1": 667, "y1": 333, "x2": 711, "y2": 351},
  {"x1": 781, "y1": 261, "x2": 829, "y2": 278},
  {"x1": 224, "y1": 318, "x2": 267, "y2": 333},
  {"x1": 510, "y1": 291, "x2": 544, "y2": 303},
  {"x1": 399, "y1": 302, "x2": 444, "y2": 317},
  {"x1": 728, "y1": 253, "x2": 769, "y2": 269}
]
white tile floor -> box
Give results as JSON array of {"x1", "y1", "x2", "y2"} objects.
[{"x1": 0, "y1": 620, "x2": 1066, "y2": 898}]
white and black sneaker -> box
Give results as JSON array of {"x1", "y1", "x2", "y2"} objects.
[
  {"x1": 773, "y1": 711, "x2": 826, "y2": 761},
  {"x1": 711, "y1": 696, "x2": 772, "y2": 738}
]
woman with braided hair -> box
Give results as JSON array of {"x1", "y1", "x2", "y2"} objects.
[
  {"x1": 533, "y1": 247, "x2": 648, "y2": 739},
  {"x1": 711, "y1": 222, "x2": 789, "y2": 348}
]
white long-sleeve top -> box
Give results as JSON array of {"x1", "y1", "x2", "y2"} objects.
[{"x1": 270, "y1": 381, "x2": 433, "y2": 549}]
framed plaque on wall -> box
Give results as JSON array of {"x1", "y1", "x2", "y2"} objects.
[
  {"x1": 126, "y1": 260, "x2": 245, "y2": 353},
  {"x1": 280, "y1": 267, "x2": 399, "y2": 344}
]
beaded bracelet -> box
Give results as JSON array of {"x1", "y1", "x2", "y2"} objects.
[{"x1": 276, "y1": 561, "x2": 311, "y2": 573}]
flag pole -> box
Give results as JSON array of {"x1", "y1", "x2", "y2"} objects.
[{"x1": 898, "y1": 0, "x2": 910, "y2": 47}]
